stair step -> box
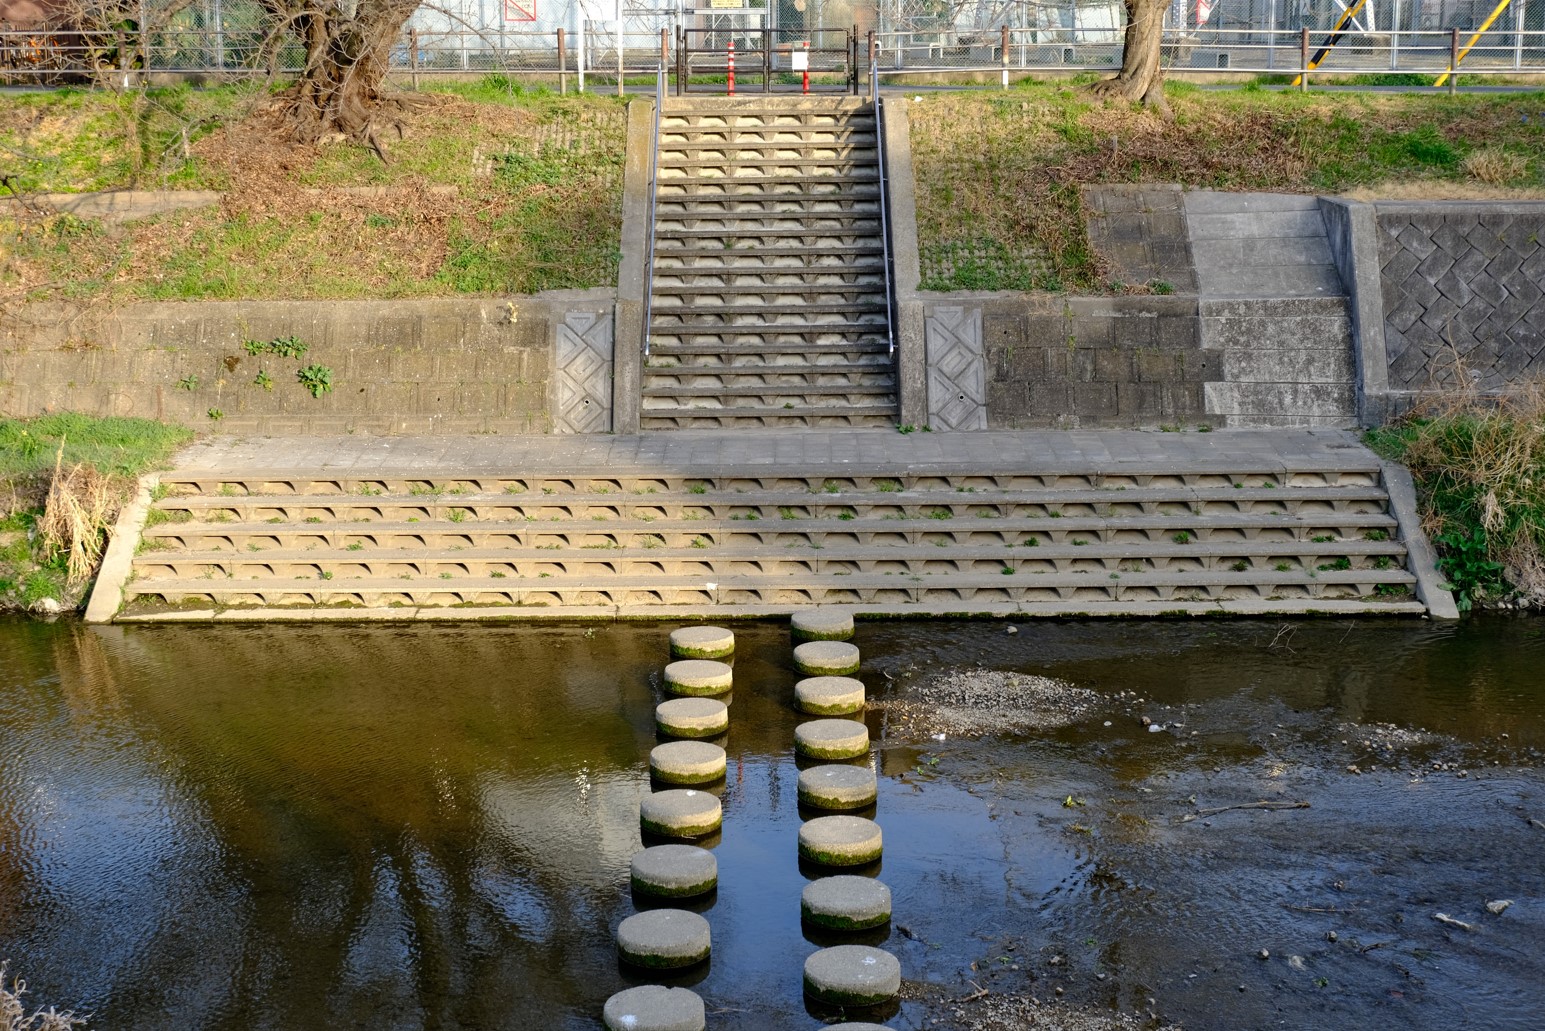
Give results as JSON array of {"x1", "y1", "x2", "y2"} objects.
[
  {"x1": 641, "y1": 384, "x2": 895, "y2": 399},
  {"x1": 659, "y1": 143, "x2": 876, "y2": 159},
  {"x1": 644, "y1": 361, "x2": 891, "y2": 376},
  {"x1": 653, "y1": 244, "x2": 884, "y2": 259},
  {"x1": 658, "y1": 174, "x2": 880, "y2": 187},
  {"x1": 652, "y1": 286, "x2": 884, "y2": 300},
  {"x1": 646, "y1": 340, "x2": 891, "y2": 354}
]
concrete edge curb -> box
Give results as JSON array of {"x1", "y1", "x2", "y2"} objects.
[
  {"x1": 85, "y1": 473, "x2": 160, "y2": 625},
  {"x1": 612, "y1": 97, "x2": 655, "y2": 435},
  {"x1": 1318, "y1": 197, "x2": 1390, "y2": 427},
  {"x1": 1378, "y1": 459, "x2": 1460, "y2": 620}
]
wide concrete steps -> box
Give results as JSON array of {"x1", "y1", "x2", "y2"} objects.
[
  {"x1": 116, "y1": 439, "x2": 1430, "y2": 620},
  {"x1": 645, "y1": 97, "x2": 896, "y2": 431}
]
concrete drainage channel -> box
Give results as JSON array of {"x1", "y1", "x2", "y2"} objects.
[{"x1": 605, "y1": 613, "x2": 899, "y2": 1031}]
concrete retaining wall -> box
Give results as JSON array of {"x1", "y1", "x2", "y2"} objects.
[{"x1": 0, "y1": 293, "x2": 616, "y2": 435}]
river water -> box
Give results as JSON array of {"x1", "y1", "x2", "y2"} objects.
[{"x1": 1, "y1": 616, "x2": 1542, "y2": 1030}]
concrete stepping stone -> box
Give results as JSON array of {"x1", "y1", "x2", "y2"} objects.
[
  {"x1": 802, "y1": 876, "x2": 892, "y2": 930},
  {"x1": 641, "y1": 789, "x2": 722, "y2": 839},
  {"x1": 616, "y1": 909, "x2": 712, "y2": 969},
  {"x1": 799, "y1": 815, "x2": 883, "y2": 866},
  {"x1": 664, "y1": 659, "x2": 733, "y2": 697},
  {"x1": 795, "y1": 675, "x2": 865, "y2": 715},
  {"x1": 795, "y1": 718, "x2": 869, "y2": 760},
  {"x1": 824, "y1": 1025, "x2": 892, "y2": 1031},
  {"x1": 794, "y1": 640, "x2": 861, "y2": 676},
  {"x1": 656, "y1": 697, "x2": 729, "y2": 739},
  {"x1": 603, "y1": 985, "x2": 706, "y2": 1031},
  {"x1": 670, "y1": 625, "x2": 735, "y2": 659},
  {"x1": 803, "y1": 944, "x2": 901, "y2": 1006},
  {"x1": 650, "y1": 740, "x2": 727, "y2": 785},
  {"x1": 793, "y1": 609, "x2": 855, "y2": 642},
  {"x1": 631, "y1": 844, "x2": 718, "y2": 899},
  {"x1": 798, "y1": 764, "x2": 878, "y2": 810}
]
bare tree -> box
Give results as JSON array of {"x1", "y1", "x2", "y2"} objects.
[
  {"x1": 260, "y1": 0, "x2": 422, "y2": 155},
  {"x1": 1089, "y1": 0, "x2": 1170, "y2": 115}
]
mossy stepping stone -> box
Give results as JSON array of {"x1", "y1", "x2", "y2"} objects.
[
  {"x1": 656, "y1": 697, "x2": 729, "y2": 739},
  {"x1": 670, "y1": 625, "x2": 735, "y2": 659},
  {"x1": 795, "y1": 675, "x2": 865, "y2": 715},
  {"x1": 641, "y1": 789, "x2": 722, "y2": 839},
  {"x1": 792, "y1": 610, "x2": 855, "y2": 642},
  {"x1": 795, "y1": 718, "x2": 869, "y2": 760},
  {"x1": 650, "y1": 740, "x2": 727, "y2": 785},
  {"x1": 794, "y1": 640, "x2": 860, "y2": 676},
  {"x1": 802, "y1": 876, "x2": 892, "y2": 931},
  {"x1": 799, "y1": 815, "x2": 883, "y2": 866},
  {"x1": 617, "y1": 909, "x2": 711, "y2": 969},
  {"x1": 664, "y1": 659, "x2": 733, "y2": 697},
  {"x1": 798, "y1": 764, "x2": 878, "y2": 810},
  {"x1": 631, "y1": 844, "x2": 718, "y2": 899},
  {"x1": 803, "y1": 945, "x2": 901, "y2": 1005},
  {"x1": 602, "y1": 985, "x2": 705, "y2": 1031}
]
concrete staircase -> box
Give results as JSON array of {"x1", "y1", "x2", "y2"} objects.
[
  {"x1": 111, "y1": 431, "x2": 1433, "y2": 621},
  {"x1": 642, "y1": 97, "x2": 897, "y2": 429}
]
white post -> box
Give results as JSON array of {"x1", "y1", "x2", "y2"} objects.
[
  {"x1": 1392, "y1": 0, "x2": 1401, "y2": 69},
  {"x1": 1516, "y1": 0, "x2": 1527, "y2": 70},
  {"x1": 578, "y1": 8, "x2": 587, "y2": 91},
  {"x1": 616, "y1": 8, "x2": 624, "y2": 96},
  {"x1": 1267, "y1": 0, "x2": 1277, "y2": 67}
]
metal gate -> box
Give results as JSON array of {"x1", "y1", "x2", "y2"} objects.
[{"x1": 676, "y1": 26, "x2": 858, "y2": 93}]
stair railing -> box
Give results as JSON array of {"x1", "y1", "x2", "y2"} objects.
[
  {"x1": 872, "y1": 63, "x2": 898, "y2": 360},
  {"x1": 642, "y1": 60, "x2": 665, "y2": 358}
]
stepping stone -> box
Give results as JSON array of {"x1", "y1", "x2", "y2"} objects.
[
  {"x1": 650, "y1": 740, "x2": 727, "y2": 785},
  {"x1": 794, "y1": 640, "x2": 860, "y2": 676},
  {"x1": 799, "y1": 815, "x2": 883, "y2": 866},
  {"x1": 802, "y1": 876, "x2": 892, "y2": 930},
  {"x1": 796, "y1": 675, "x2": 865, "y2": 715},
  {"x1": 824, "y1": 1025, "x2": 892, "y2": 1031},
  {"x1": 670, "y1": 625, "x2": 735, "y2": 659},
  {"x1": 616, "y1": 909, "x2": 712, "y2": 969},
  {"x1": 803, "y1": 945, "x2": 901, "y2": 1006},
  {"x1": 641, "y1": 789, "x2": 722, "y2": 839},
  {"x1": 795, "y1": 718, "x2": 869, "y2": 760},
  {"x1": 603, "y1": 985, "x2": 706, "y2": 1031},
  {"x1": 664, "y1": 659, "x2": 732, "y2": 697},
  {"x1": 631, "y1": 844, "x2": 718, "y2": 898},
  {"x1": 798, "y1": 764, "x2": 878, "y2": 810},
  {"x1": 793, "y1": 609, "x2": 855, "y2": 642},
  {"x1": 656, "y1": 697, "x2": 729, "y2": 739}
]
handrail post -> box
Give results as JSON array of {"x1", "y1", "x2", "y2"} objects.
[
  {"x1": 1299, "y1": 26, "x2": 1309, "y2": 90},
  {"x1": 1449, "y1": 26, "x2": 1459, "y2": 93},
  {"x1": 763, "y1": 25, "x2": 771, "y2": 93},
  {"x1": 676, "y1": 26, "x2": 685, "y2": 95}
]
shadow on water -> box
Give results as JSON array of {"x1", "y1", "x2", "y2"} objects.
[{"x1": 0, "y1": 616, "x2": 1541, "y2": 1029}]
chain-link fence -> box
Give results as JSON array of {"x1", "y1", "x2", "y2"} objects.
[{"x1": 3, "y1": 0, "x2": 1542, "y2": 81}]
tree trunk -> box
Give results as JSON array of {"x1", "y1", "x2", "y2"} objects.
[
  {"x1": 1089, "y1": 0, "x2": 1171, "y2": 114},
  {"x1": 269, "y1": 0, "x2": 419, "y2": 154}
]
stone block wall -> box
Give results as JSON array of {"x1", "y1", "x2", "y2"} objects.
[
  {"x1": 0, "y1": 293, "x2": 616, "y2": 435},
  {"x1": 1376, "y1": 204, "x2": 1545, "y2": 394}
]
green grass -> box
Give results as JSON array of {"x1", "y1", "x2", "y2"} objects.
[
  {"x1": 909, "y1": 84, "x2": 1545, "y2": 292},
  {"x1": 0, "y1": 413, "x2": 193, "y2": 478},
  {"x1": 3, "y1": 79, "x2": 627, "y2": 302}
]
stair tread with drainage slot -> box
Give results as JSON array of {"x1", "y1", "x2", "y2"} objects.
[
  {"x1": 655, "y1": 227, "x2": 880, "y2": 239},
  {"x1": 655, "y1": 200, "x2": 881, "y2": 215},
  {"x1": 133, "y1": 539, "x2": 1409, "y2": 566},
  {"x1": 661, "y1": 132, "x2": 877, "y2": 146},
  {"x1": 658, "y1": 145, "x2": 877, "y2": 159},
  {"x1": 651, "y1": 274, "x2": 886, "y2": 287},
  {"x1": 123, "y1": 569, "x2": 1418, "y2": 601},
  {"x1": 653, "y1": 245, "x2": 884, "y2": 258},
  {"x1": 641, "y1": 388, "x2": 896, "y2": 401},
  {"x1": 644, "y1": 362, "x2": 894, "y2": 377},
  {"x1": 152, "y1": 484, "x2": 1394, "y2": 516},
  {"x1": 658, "y1": 174, "x2": 880, "y2": 187},
  {"x1": 647, "y1": 342, "x2": 891, "y2": 355},
  {"x1": 653, "y1": 302, "x2": 888, "y2": 317}
]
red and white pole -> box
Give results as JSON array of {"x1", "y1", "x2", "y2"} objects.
[
  {"x1": 727, "y1": 39, "x2": 735, "y2": 94},
  {"x1": 802, "y1": 41, "x2": 809, "y2": 94}
]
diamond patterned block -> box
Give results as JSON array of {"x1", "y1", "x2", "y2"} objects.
[
  {"x1": 555, "y1": 310, "x2": 613, "y2": 434},
  {"x1": 1376, "y1": 211, "x2": 1545, "y2": 391},
  {"x1": 925, "y1": 306, "x2": 987, "y2": 432}
]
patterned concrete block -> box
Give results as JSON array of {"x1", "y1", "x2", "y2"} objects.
[
  {"x1": 555, "y1": 310, "x2": 614, "y2": 434},
  {"x1": 925, "y1": 306, "x2": 988, "y2": 431}
]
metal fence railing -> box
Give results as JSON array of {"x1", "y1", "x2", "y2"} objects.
[{"x1": 4, "y1": 16, "x2": 1545, "y2": 85}]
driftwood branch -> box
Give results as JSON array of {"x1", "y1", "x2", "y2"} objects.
[{"x1": 1196, "y1": 800, "x2": 1311, "y2": 817}]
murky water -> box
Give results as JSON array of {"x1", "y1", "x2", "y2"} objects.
[{"x1": 1, "y1": 616, "x2": 1543, "y2": 1030}]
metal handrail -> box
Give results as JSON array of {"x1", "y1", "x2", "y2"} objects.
[
  {"x1": 642, "y1": 61, "x2": 665, "y2": 357},
  {"x1": 871, "y1": 61, "x2": 897, "y2": 360}
]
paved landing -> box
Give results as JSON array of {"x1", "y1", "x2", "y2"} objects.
[{"x1": 174, "y1": 428, "x2": 1381, "y2": 477}]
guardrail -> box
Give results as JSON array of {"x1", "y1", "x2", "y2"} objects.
[
  {"x1": 871, "y1": 56, "x2": 898, "y2": 361},
  {"x1": 4, "y1": 24, "x2": 1544, "y2": 86},
  {"x1": 642, "y1": 58, "x2": 664, "y2": 358}
]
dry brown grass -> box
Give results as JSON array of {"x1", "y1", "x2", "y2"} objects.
[
  {"x1": 37, "y1": 448, "x2": 120, "y2": 585},
  {"x1": 0, "y1": 964, "x2": 88, "y2": 1031},
  {"x1": 1462, "y1": 146, "x2": 1532, "y2": 186}
]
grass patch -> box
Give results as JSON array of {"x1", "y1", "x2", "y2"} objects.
[
  {"x1": 909, "y1": 85, "x2": 1545, "y2": 292},
  {"x1": 1366, "y1": 383, "x2": 1545, "y2": 610},
  {"x1": 3, "y1": 80, "x2": 626, "y2": 302},
  {"x1": 1, "y1": 413, "x2": 191, "y2": 612}
]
